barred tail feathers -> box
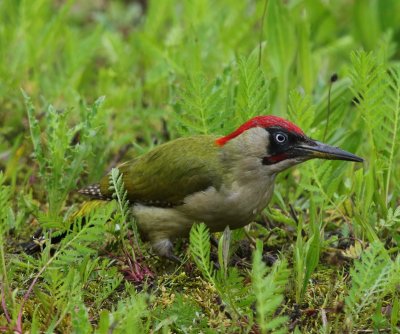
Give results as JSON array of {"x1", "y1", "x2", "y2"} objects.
[{"x1": 78, "y1": 183, "x2": 106, "y2": 200}]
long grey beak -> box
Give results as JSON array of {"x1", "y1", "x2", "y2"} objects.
[{"x1": 296, "y1": 141, "x2": 363, "y2": 162}]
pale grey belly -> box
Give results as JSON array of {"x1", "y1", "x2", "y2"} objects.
[
  {"x1": 182, "y1": 201, "x2": 257, "y2": 232},
  {"x1": 133, "y1": 181, "x2": 275, "y2": 242},
  {"x1": 180, "y1": 184, "x2": 274, "y2": 232},
  {"x1": 133, "y1": 203, "x2": 255, "y2": 243}
]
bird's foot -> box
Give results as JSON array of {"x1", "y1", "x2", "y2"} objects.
[
  {"x1": 152, "y1": 238, "x2": 182, "y2": 264},
  {"x1": 165, "y1": 252, "x2": 182, "y2": 264}
]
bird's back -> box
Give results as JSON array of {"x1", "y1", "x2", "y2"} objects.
[{"x1": 80, "y1": 135, "x2": 223, "y2": 207}]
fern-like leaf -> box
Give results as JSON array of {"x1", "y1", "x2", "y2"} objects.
[
  {"x1": 349, "y1": 51, "x2": 388, "y2": 158},
  {"x1": 0, "y1": 172, "x2": 13, "y2": 233},
  {"x1": 345, "y1": 241, "x2": 396, "y2": 326},
  {"x1": 287, "y1": 90, "x2": 315, "y2": 133},
  {"x1": 109, "y1": 168, "x2": 130, "y2": 223},
  {"x1": 236, "y1": 54, "x2": 270, "y2": 123},
  {"x1": 174, "y1": 75, "x2": 227, "y2": 136},
  {"x1": 252, "y1": 240, "x2": 289, "y2": 334},
  {"x1": 51, "y1": 205, "x2": 113, "y2": 269},
  {"x1": 189, "y1": 223, "x2": 213, "y2": 282},
  {"x1": 383, "y1": 65, "x2": 400, "y2": 202}
]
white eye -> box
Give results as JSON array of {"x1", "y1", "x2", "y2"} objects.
[{"x1": 275, "y1": 133, "x2": 287, "y2": 143}]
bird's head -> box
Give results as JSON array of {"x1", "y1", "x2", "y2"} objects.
[{"x1": 216, "y1": 115, "x2": 363, "y2": 174}]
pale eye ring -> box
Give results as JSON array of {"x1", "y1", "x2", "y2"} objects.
[{"x1": 275, "y1": 133, "x2": 287, "y2": 143}]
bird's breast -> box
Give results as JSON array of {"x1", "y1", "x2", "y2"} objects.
[{"x1": 179, "y1": 174, "x2": 276, "y2": 231}]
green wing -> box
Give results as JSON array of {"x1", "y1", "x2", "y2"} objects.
[{"x1": 99, "y1": 135, "x2": 223, "y2": 207}]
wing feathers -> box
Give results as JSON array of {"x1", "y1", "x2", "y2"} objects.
[{"x1": 79, "y1": 135, "x2": 222, "y2": 207}]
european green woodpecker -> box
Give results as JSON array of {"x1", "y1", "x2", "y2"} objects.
[{"x1": 79, "y1": 116, "x2": 363, "y2": 261}]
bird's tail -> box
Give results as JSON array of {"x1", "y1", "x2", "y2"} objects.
[{"x1": 78, "y1": 183, "x2": 107, "y2": 200}]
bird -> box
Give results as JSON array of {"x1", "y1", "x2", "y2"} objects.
[{"x1": 78, "y1": 115, "x2": 363, "y2": 262}]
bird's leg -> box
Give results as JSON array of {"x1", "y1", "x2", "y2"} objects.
[
  {"x1": 207, "y1": 235, "x2": 222, "y2": 270},
  {"x1": 165, "y1": 252, "x2": 182, "y2": 264},
  {"x1": 210, "y1": 235, "x2": 219, "y2": 248},
  {"x1": 152, "y1": 238, "x2": 182, "y2": 263},
  {"x1": 211, "y1": 232, "x2": 249, "y2": 268}
]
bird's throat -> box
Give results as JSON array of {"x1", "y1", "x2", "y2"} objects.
[{"x1": 262, "y1": 153, "x2": 288, "y2": 165}]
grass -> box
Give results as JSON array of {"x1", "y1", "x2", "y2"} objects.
[{"x1": 1, "y1": 0, "x2": 400, "y2": 333}]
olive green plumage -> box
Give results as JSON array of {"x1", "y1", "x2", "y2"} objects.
[
  {"x1": 76, "y1": 117, "x2": 362, "y2": 261},
  {"x1": 98, "y1": 135, "x2": 223, "y2": 206}
]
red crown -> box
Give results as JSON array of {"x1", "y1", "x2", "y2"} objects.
[{"x1": 216, "y1": 115, "x2": 304, "y2": 146}]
